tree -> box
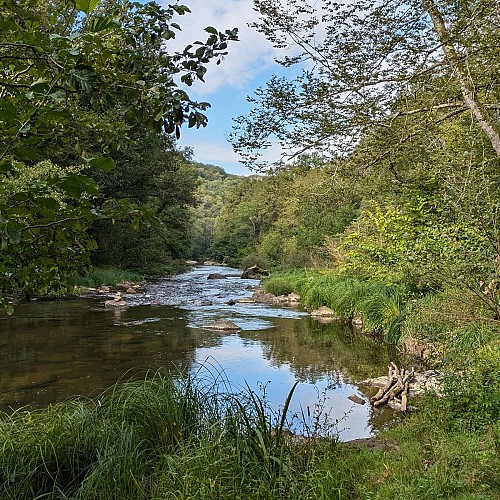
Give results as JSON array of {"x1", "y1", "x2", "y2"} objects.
[
  {"x1": 0, "y1": 0, "x2": 238, "y2": 309},
  {"x1": 231, "y1": 0, "x2": 500, "y2": 169}
]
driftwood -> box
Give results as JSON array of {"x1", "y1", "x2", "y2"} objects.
[{"x1": 370, "y1": 363, "x2": 415, "y2": 411}]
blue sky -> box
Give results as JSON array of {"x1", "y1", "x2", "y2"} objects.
[{"x1": 161, "y1": 0, "x2": 291, "y2": 175}]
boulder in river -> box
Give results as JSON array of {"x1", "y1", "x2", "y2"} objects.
[
  {"x1": 252, "y1": 289, "x2": 276, "y2": 304},
  {"x1": 207, "y1": 273, "x2": 226, "y2": 280},
  {"x1": 202, "y1": 320, "x2": 241, "y2": 331},
  {"x1": 241, "y1": 265, "x2": 269, "y2": 279},
  {"x1": 310, "y1": 306, "x2": 339, "y2": 318},
  {"x1": 105, "y1": 291, "x2": 128, "y2": 308}
]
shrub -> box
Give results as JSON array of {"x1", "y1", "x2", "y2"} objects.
[{"x1": 444, "y1": 338, "x2": 500, "y2": 430}]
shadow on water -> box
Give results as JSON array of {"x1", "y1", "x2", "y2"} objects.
[{"x1": 0, "y1": 266, "x2": 407, "y2": 440}]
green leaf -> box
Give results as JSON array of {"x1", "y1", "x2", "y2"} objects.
[
  {"x1": 67, "y1": 65, "x2": 98, "y2": 91},
  {"x1": 205, "y1": 26, "x2": 218, "y2": 35},
  {"x1": 6, "y1": 303, "x2": 14, "y2": 316},
  {"x1": 75, "y1": 0, "x2": 100, "y2": 14},
  {"x1": 88, "y1": 16, "x2": 118, "y2": 32},
  {"x1": 88, "y1": 156, "x2": 116, "y2": 172}
]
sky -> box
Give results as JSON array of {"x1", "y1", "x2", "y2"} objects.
[{"x1": 160, "y1": 0, "x2": 291, "y2": 175}]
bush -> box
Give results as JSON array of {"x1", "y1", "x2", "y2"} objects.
[{"x1": 443, "y1": 338, "x2": 500, "y2": 430}]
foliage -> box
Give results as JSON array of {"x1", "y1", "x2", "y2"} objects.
[
  {"x1": 444, "y1": 335, "x2": 500, "y2": 431},
  {"x1": 189, "y1": 162, "x2": 243, "y2": 260},
  {"x1": 232, "y1": 0, "x2": 500, "y2": 168},
  {"x1": 263, "y1": 270, "x2": 407, "y2": 339},
  {"x1": 0, "y1": 372, "x2": 498, "y2": 498},
  {"x1": 0, "y1": 161, "x2": 98, "y2": 310},
  {"x1": 0, "y1": 372, "x2": 342, "y2": 499},
  {"x1": 0, "y1": 0, "x2": 238, "y2": 305},
  {"x1": 90, "y1": 132, "x2": 199, "y2": 274},
  {"x1": 210, "y1": 158, "x2": 358, "y2": 268},
  {"x1": 72, "y1": 266, "x2": 143, "y2": 288}
]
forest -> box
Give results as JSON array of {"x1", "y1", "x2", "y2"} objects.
[{"x1": 1, "y1": 0, "x2": 499, "y2": 498}]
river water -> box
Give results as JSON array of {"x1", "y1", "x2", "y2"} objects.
[{"x1": 0, "y1": 265, "x2": 401, "y2": 440}]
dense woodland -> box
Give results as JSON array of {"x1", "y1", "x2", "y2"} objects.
[
  {"x1": 1, "y1": 0, "x2": 500, "y2": 498},
  {"x1": 0, "y1": 0, "x2": 237, "y2": 308}
]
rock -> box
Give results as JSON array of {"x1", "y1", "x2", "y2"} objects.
[
  {"x1": 288, "y1": 293, "x2": 301, "y2": 303},
  {"x1": 352, "y1": 317, "x2": 363, "y2": 328},
  {"x1": 125, "y1": 287, "x2": 137, "y2": 294},
  {"x1": 186, "y1": 260, "x2": 198, "y2": 265},
  {"x1": 204, "y1": 260, "x2": 221, "y2": 266},
  {"x1": 241, "y1": 265, "x2": 269, "y2": 279},
  {"x1": 310, "y1": 306, "x2": 339, "y2": 318},
  {"x1": 207, "y1": 273, "x2": 226, "y2": 280},
  {"x1": 273, "y1": 295, "x2": 290, "y2": 304},
  {"x1": 348, "y1": 394, "x2": 366, "y2": 405},
  {"x1": 200, "y1": 300, "x2": 213, "y2": 306},
  {"x1": 252, "y1": 290, "x2": 276, "y2": 304},
  {"x1": 359, "y1": 375, "x2": 388, "y2": 389},
  {"x1": 98, "y1": 285, "x2": 111, "y2": 294},
  {"x1": 202, "y1": 320, "x2": 241, "y2": 331},
  {"x1": 234, "y1": 298, "x2": 255, "y2": 303},
  {"x1": 105, "y1": 299, "x2": 128, "y2": 308},
  {"x1": 226, "y1": 299, "x2": 236, "y2": 305}
]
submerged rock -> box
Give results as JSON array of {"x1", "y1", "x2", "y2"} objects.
[
  {"x1": 202, "y1": 320, "x2": 241, "y2": 331},
  {"x1": 207, "y1": 273, "x2": 226, "y2": 280},
  {"x1": 348, "y1": 394, "x2": 366, "y2": 405},
  {"x1": 105, "y1": 299, "x2": 128, "y2": 308}
]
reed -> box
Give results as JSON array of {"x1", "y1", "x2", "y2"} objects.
[
  {"x1": 1, "y1": 372, "x2": 497, "y2": 498},
  {"x1": 263, "y1": 271, "x2": 407, "y2": 340}
]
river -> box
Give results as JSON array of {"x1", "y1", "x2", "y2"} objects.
[{"x1": 0, "y1": 265, "x2": 401, "y2": 441}]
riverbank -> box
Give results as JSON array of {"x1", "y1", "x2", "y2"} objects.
[{"x1": 1, "y1": 372, "x2": 498, "y2": 499}]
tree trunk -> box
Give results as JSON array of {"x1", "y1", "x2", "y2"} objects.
[{"x1": 423, "y1": 0, "x2": 500, "y2": 156}]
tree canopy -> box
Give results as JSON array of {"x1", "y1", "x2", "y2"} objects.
[
  {"x1": 0, "y1": 0, "x2": 237, "y2": 311},
  {"x1": 231, "y1": 0, "x2": 500, "y2": 169}
]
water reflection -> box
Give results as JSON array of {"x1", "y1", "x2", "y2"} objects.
[{"x1": 0, "y1": 266, "x2": 400, "y2": 440}]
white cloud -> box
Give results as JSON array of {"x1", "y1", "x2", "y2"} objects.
[
  {"x1": 187, "y1": 137, "x2": 293, "y2": 175},
  {"x1": 190, "y1": 141, "x2": 242, "y2": 164},
  {"x1": 162, "y1": 0, "x2": 280, "y2": 95}
]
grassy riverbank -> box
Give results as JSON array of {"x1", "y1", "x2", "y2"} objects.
[
  {"x1": 0, "y1": 373, "x2": 498, "y2": 499},
  {"x1": 72, "y1": 267, "x2": 145, "y2": 289}
]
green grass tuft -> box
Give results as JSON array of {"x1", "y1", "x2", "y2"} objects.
[{"x1": 72, "y1": 267, "x2": 144, "y2": 288}]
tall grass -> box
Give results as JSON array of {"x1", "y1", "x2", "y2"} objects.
[
  {"x1": 1, "y1": 371, "x2": 498, "y2": 498},
  {"x1": 0, "y1": 372, "x2": 342, "y2": 499},
  {"x1": 263, "y1": 271, "x2": 407, "y2": 341},
  {"x1": 72, "y1": 266, "x2": 144, "y2": 288}
]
